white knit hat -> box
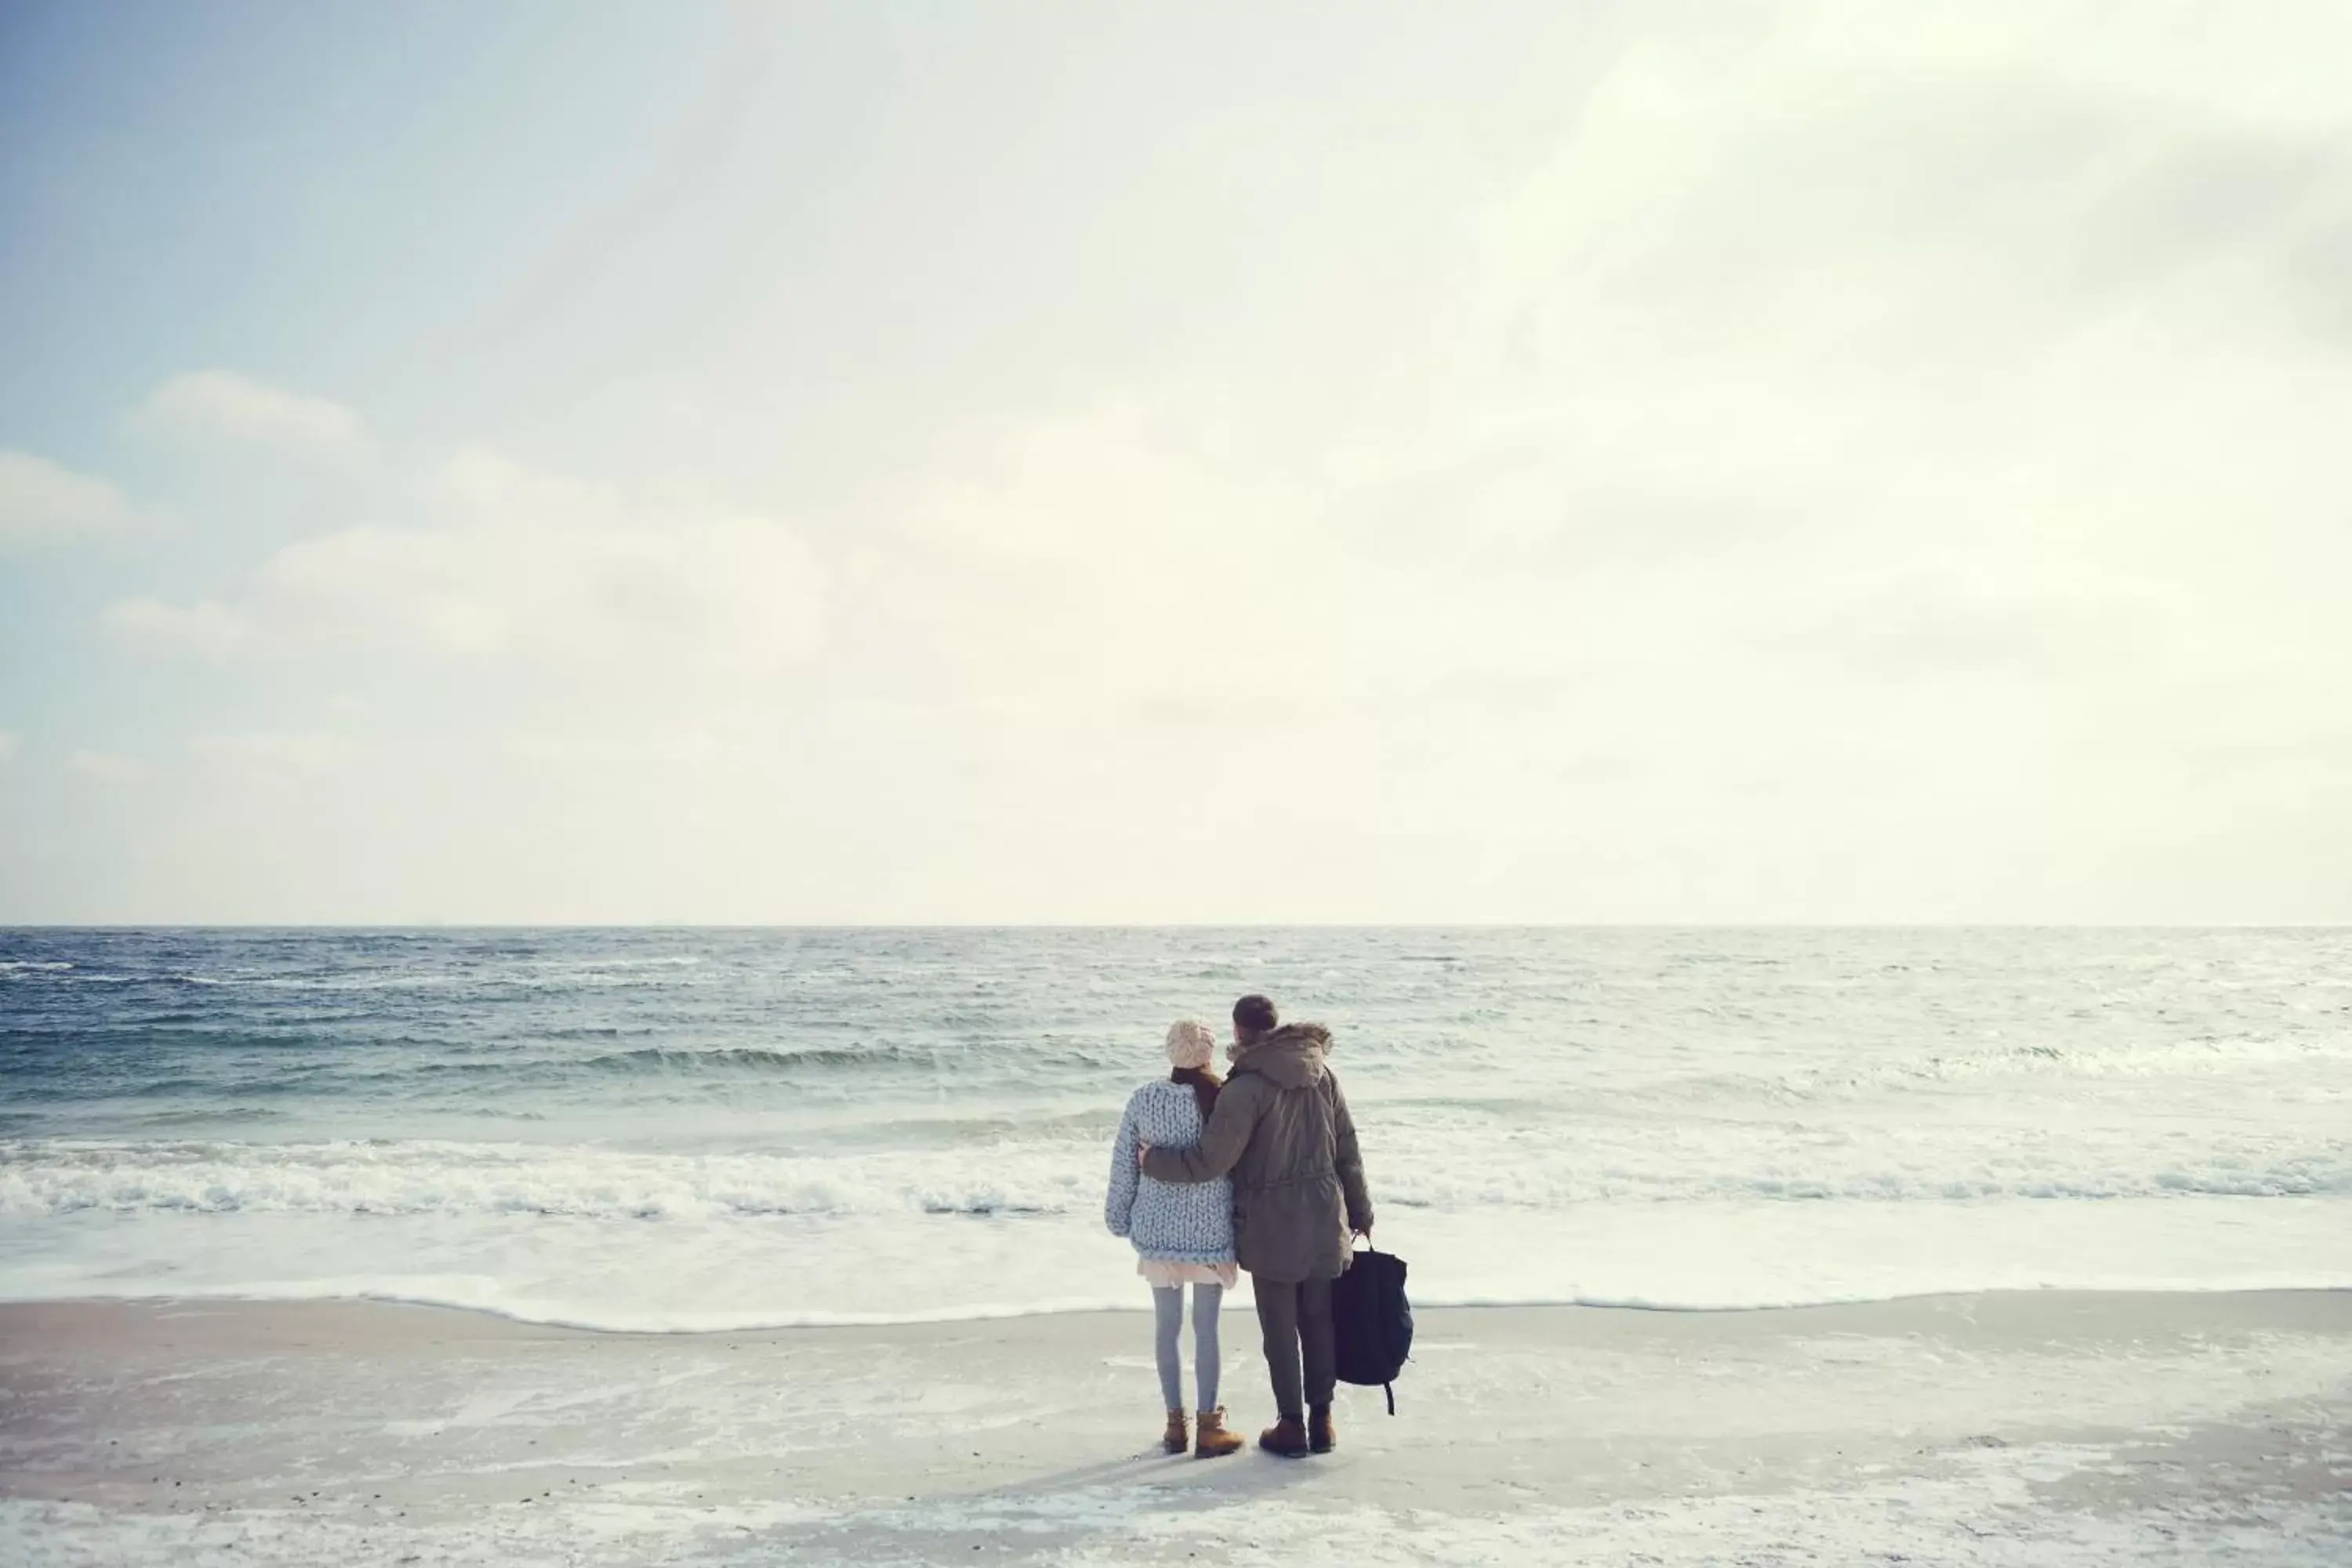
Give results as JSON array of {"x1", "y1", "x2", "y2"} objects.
[{"x1": 1165, "y1": 1019, "x2": 1216, "y2": 1070}]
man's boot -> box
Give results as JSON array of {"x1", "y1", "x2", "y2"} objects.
[
  {"x1": 1308, "y1": 1405, "x2": 1336, "y2": 1454},
  {"x1": 1258, "y1": 1415, "x2": 1310, "y2": 1457},
  {"x1": 1161, "y1": 1409, "x2": 1189, "y2": 1455},
  {"x1": 1195, "y1": 1407, "x2": 1243, "y2": 1458}
]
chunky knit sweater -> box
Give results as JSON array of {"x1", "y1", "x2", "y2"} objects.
[{"x1": 1104, "y1": 1080, "x2": 1237, "y2": 1265}]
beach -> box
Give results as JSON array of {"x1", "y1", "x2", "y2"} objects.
[
  {"x1": 4, "y1": 1290, "x2": 2347, "y2": 1564},
  {"x1": 6, "y1": 927, "x2": 2349, "y2": 1560}
]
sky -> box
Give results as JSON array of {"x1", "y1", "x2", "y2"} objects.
[{"x1": 2, "y1": 0, "x2": 2348, "y2": 924}]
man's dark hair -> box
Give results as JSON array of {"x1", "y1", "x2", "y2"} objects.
[{"x1": 1232, "y1": 994, "x2": 1279, "y2": 1036}]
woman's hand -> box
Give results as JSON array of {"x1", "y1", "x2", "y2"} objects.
[{"x1": 1136, "y1": 1142, "x2": 1151, "y2": 1170}]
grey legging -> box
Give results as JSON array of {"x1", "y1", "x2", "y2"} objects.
[{"x1": 1152, "y1": 1283, "x2": 1224, "y2": 1412}]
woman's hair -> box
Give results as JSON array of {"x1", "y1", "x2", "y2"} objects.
[{"x1": 1171, "y1": 1064, "x2": 1221, "y2": 1122}]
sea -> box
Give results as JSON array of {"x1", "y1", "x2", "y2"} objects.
[{"x1": 2, "y1": 927, "x2": 2346, "y2": 1330}]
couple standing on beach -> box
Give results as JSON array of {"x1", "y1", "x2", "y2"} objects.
[{"x1": 1104, "y1": 993, "x2": 1375, "y2": 1460}]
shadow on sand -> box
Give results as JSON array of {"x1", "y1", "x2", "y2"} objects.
[
  {"x1": 993, "y1": 1438, "x2": 1334, "y2": 1508},
  {"x1": 739, "y1": 1440, "x2": 1339, "y2": 1564}
]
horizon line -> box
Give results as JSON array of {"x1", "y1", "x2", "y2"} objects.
[{"x1": 4, "y1": 920, "x2": 2348, "y2": 933}]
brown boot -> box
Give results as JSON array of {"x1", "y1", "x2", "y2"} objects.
[
  {"x1": 1258, "y1": 1415, "x2": 1310, "y2": 1457},
  {"x1": 1194, "y1": 1407, "x2": 1243, "y2": 1459},
  {"x1": 1308, "y1": 1405, "x2": 1335, "y2": 1454},
  {"x1": 1161, "y1": 1409, "x2": 1189, "y2": 1455}
]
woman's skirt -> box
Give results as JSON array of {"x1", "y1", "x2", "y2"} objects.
[{"x1": 1138, "y1": 1259, "x2": 1240, "y2": 1290}]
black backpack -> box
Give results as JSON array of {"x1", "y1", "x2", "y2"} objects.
[{"x1": 1330, "y1": 1242, "x2": 1413, "y2": 1414}]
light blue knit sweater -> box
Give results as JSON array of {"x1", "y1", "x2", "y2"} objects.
[{"x1": 1104, "y1": 1080, "x2": 1237, "y2": 1265}]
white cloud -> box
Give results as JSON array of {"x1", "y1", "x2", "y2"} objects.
[
  {"x1": 835, "y1": 1, "x2": 2352, "y2": 920},
  {"x1": 263, "y1": 449, "x2": 822, "y2": 674},
  {"x1": 103, "y1": 597, "x2": 268, "y2": 656},
  {"x1": 889, "y1": 405, "x2": 1317, "y2": 717},
  {"x1": 191, "y1": 731, "x2": 354, "y2": 777},
  {"x1": 132, "y1": 371, "x2": 375, "y2": 465},
  {"x1": 107, "y1": 446, "x2": 824, "y2": 691},
  {"x1": 66, "y1": 750, "x2": 144, "y2": 785},
  {"x1": 0, "y1": 449, "x2": 130, "y2": 548},
  {"x1": 503, "y1": 728, "x2": 726, "y2": 768}
]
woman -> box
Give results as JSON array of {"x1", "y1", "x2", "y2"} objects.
[{"x1": 1104, "y1": 1019, "x2": 1245, "y2": 1458}]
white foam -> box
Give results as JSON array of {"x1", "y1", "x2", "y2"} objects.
[
  {"x1": 3, "y1": 1193, "x2": 2344, "y2": 1331},
  {"x1": 0, "y1": 1138, "x2": 1095, "y2": 1221},
  {"x1": 5, "y1": 1112, "x2": 2343, "y2": 1230}
]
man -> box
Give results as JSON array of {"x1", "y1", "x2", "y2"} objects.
[{"x1": 1141, "y1": 993, "x2": 1374, "y2": 1457}]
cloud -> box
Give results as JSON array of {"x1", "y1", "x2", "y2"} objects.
[
  {"x1": 503, "y1": 728, "x2": 724, "y2": 768},
  {"x1": 1448, "y1": 5, "x2": 2352, "y2": 684},
  {"x1": 1770, "y1": 562, "x2": 2182, "y2": 681},
  {"x1": 132, "y1": 371, "x2": 376, "y2": 465},
  {"x1": 191, "y1": 731, "x2": 354, "y2": 777},
  {"x1": 114, "y1": 447, "x2": 824, "y2": 680},
  {"x1": 0, "y1": 449, "x2": 131, "y2": 549},
  {"x1": 887, "y1": 405, "x2": 1309, "y2": 717},
  {"x1": 102, "y1": 597, "x2": 268, "y2": 656},
  {"x1": 66, "y1": 750, "x2": 143, "y2": 784},
  {"x1": 0, "y1": 731, "x2": 18, "y2": 764},
  {"x1": 826, "y1": 2, "x2": 2352, "y2": 920}
]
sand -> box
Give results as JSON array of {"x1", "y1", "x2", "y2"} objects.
[{"x1": 2, "y1": 1290, "x2": 2347, "y2": 1564}]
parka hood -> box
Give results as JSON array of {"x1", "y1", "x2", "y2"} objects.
[{"x1": 1232, "y1": 1022, "x2": 1332, "y2": 1089}]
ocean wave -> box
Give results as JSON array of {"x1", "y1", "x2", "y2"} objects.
[
  {"x1": 2, "y1": 1134, "x2": 2344, "y2": 1224},
  {"x1": 0, "y1": 1139, "x2": 1091, "y2": 1221},
  {"x1": 1639, "y1": 1032, "x2": 2352, "y2": 1107},
  {"x1": 7, "y1": 1240, "x2": 2350, "y2": 1334},
  {"x1": 23, "y1": 961, "x2": 714, "y2": 995},
  {"x1": 123, "y1": 1105, "x2": 292, "y2": 1129},
  {"x1": 566, "y1": 1041, "x2": 1127, "y2": 1078},
  {"x1": 583, "y1": 1044, "x2": 925, "y2": 1073}
]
